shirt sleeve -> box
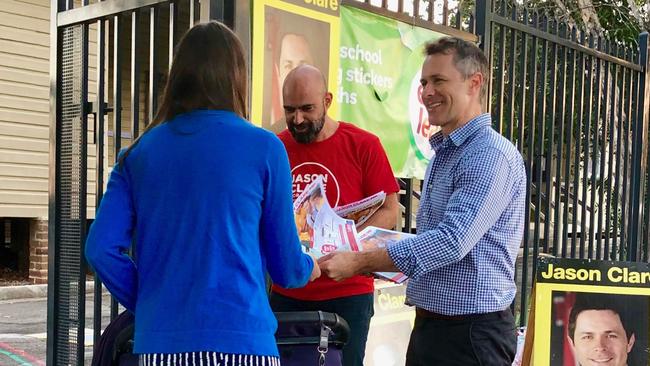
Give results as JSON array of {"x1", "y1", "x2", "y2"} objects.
[
  {"x1": 361, "y1": 135, "x2": 400, "y2": 196},
  {"x1": 85, "y1": 161, "x2": 137, "y2": 312},
  {"x1": 388, "y1": 147, "x2": 520, "y2": 279},
  {"x1": 260, "y1": 136, "x2": 314, "y2": 288}
]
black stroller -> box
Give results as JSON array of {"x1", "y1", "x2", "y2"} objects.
[
  {"x1": 275, "y1": 311, "x2": 350, "y2": 366},
  {"x1": 93, "y1": 310, "x2": 350, "y2": 366}
]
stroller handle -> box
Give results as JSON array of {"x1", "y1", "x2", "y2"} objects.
[{"x1": 274, "y1": 311, "x2": 350, "y2": 346}]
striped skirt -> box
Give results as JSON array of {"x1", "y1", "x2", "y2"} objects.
[{"x1": 139, "y1": 351, "x2": 281, "y2": 366}]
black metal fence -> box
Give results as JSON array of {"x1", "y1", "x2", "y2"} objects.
[
  {"x1": 478, "y1": 0, "x2": 649, "y2": 324},
  {"x1": 49, "y1": 0, "x2": 649, "y2": 363}
]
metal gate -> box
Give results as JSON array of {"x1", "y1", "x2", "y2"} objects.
[{"x1": 47, "y1": 1, "x2": 233, "y2": 364}]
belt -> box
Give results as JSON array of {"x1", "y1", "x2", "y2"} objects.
[{"x1": 415, "y1": 308, "x2": 510, "y2": 321}]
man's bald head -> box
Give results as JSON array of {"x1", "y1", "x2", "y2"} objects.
[
  {"x1": 283, "y1": 64, "x2": 328, "y2": 98},
  {"x1": 281, "y1": 65, "x2": 334, "y2": 144}
]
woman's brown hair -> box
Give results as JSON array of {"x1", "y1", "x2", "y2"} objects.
[{"x1": 119, "y1": 21, "x2": 248, "y2": 165}]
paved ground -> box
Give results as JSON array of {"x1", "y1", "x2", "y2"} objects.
[{"x1": 0, "y1": 293, "x2": 116, "y2": 366}]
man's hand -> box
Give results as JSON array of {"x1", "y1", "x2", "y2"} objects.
[
  {"x1": 319, "y1": 248, "x2": 399, "y2": 281},
  {"x1": 308, "y1": 253, "x2": 321, "y2": 281},
  {"x1": 318, "y1": 251, "x2": 361, "y2": 281}
]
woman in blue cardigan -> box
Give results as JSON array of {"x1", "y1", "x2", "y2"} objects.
[{"x1": 85, "y1": 21, "x2": 319, "y2": 366}]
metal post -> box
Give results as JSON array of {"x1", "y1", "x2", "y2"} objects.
[
  {"x1": 46, "y1": 2, "x2": 65, "y2": 365},
  {"x1": 474, "y1": 0, "x2": 492, "y2": 112}
]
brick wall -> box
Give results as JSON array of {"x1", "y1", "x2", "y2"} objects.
[{"x1": 29, "y1": 218, "x2": 48, "y2": 284}]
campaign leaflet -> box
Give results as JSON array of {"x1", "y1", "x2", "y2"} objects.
[
  {"x1": 334, "y1": 191, "x2": 386, "y2": 226},
  {"x1": 293, "y1": 176, "x2": 361, "y2": 259},
  {"x1": 293, "y1": 175, "x2": 327, "y2": 245},
  {"x1": 357, "y1": 227, "x2": 414, "y2": 284}
]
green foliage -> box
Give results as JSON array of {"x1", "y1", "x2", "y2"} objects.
[
  {"x1": 427, "y1": 0, "x2": 649, "y2": 45},
  {"x1": 502, "y1": 0, "x2": 648, "y2": 46}
]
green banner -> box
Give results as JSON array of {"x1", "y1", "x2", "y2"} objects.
[{"x1": 338, "y1": 6, "x2": 445, "y2": 178}]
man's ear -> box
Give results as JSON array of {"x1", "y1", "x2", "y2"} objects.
[
  {"x1": 324, "y1": 92, "x2": 333, "y2": 109},
  {"x1": 627, "y1": 333, "x2": 636, "y2": 353},
  {"x1": 468, "y1": 72, "x2": 484, "y2": 99}
]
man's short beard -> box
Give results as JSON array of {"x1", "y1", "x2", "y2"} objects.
[{"x1": 289, "y1": 112, "x2": 326, "y2": 144}]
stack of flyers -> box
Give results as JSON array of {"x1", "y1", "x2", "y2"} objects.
[
  {"x1": 293, "y1": 176, "x2": 361, "y2": 259},
  {"x1": 357, "y1": 226, "x2": 415, "y2": 284}
]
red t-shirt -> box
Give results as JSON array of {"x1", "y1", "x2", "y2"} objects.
[{"x1": 274, "y1": 122, "x2": 400, "y2": 300}]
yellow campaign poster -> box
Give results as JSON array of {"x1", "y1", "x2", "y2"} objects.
[
  {"x1": 251, "y1": 0, "x2": 340, "y2": 131},
  {"x1": 533, "y1": 257, "x2": 650, "y2": 366}
]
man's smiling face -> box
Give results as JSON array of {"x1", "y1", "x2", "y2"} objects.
[
  {"x1": 570, "y1": 310, "x2": 635, "y2": 366},
  {"x1": 419, "y1": 52, "x2": 480, "y2": 136}
]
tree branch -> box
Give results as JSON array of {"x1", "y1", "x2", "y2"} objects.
[{"x1": 577, "y1": 0, "x2": 603, "y2": 31}]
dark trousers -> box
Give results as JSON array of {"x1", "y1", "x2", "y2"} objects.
[
  {"x1": 269, "y1": 292, "x2": 374, "y2": 366},
  {"x1": 406, "y1": 309, "x2": 516, "y2": 366}
]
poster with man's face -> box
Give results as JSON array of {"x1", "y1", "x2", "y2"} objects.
[
  {"x1": 534, "y1": 258, "x2": 650, "y2": 366},
  {"x1": 251, "y1": 1, "x2": 339, "y2": 132}
]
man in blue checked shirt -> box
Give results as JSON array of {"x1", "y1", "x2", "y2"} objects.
[{"x1": 320, "y1": 37, "x2": 526, "y2": 366}]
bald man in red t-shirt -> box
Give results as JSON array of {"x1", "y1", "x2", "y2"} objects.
[{"x1": 270, "y1": 65, "x2": 400, "y2": 366}]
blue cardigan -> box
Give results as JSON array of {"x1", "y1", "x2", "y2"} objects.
[{"x1": 85, "y1": 109, "x2": 313, "y2": 356}]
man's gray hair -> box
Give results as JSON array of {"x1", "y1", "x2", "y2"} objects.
[{"x1": 424, "y1": 37, "x2": 489, "y2": 103}]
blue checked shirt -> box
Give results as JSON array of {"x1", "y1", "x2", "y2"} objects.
[{"x1": 388, "y1": 114, "x2": 526, "y2": 315}]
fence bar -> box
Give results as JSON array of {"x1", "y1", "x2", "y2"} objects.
[
  {"x1": 533, "y1": 14, "x2": 548, "y2": 257},
  {"x1": 517, "y1": 9, "x2": 528, "y2": 154},
  {"x1": 605, "y1": 44, "x2": 618, "y2": 258},
  {"x1": 93, "y1": 15, "x2": 107, "y2": 348},
  {"x1": 629, "y1": 32, "x2": 650, "y2": 261},
  {"x1": 614, "y1": 47, "x2": 625, "y2": 261},
  {"x1": 475, "y1": 0, "x2": 492, "y2": 111},
  {"x1": 494, "y1": 19, "x2": 506, "y2": 133},
  {"x1": 148, "y1": 6, "x2": 158, "y2": 124},
  {"x1": 169, "y1": 1, "x2": 176, "y2": 70},
  {"x1": 131, "y1": 10, "x2": 140, "y2": 139},
  {"x1": 599, "y1": 40, "x2": 611, "y2": 259},
  {"x1": 572, "y1": 30, "x2": 585, "y2": 258},
  {"x1": 111, "y1": 13, "x2": 122, "y2": 320},
  {"x1": 579, "y1": 32, "x2": 593, "y2": 258},
  {"x1": 544, "y1": 18, "x2": 558, "y2": 256},
  {"x1": 189, "y1": 0, "x2": 195, "y2": 25},
  {"x1": 506, "y1": 5, "x2": 517, "y2": 142},
  {"x1": 562, "y1": 27, "x2": 576, "y2": 257},
  {"x1": 590, "y1": 36, "x2": 603, "y2": 259},
  {"x1": 554, "y1": 22, "x2": 568, "y2": 257},
  {"x1": 621, "y1": 47, "x2": 635, "y2": 260}
]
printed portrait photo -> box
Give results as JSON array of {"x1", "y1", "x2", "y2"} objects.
[
  {"x1": 262, "y1": 6, "x2": 330, "y2": 133},
  {"x1": 549, "y1": 291, "x2": 650, "y2": 366}
]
